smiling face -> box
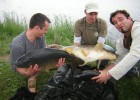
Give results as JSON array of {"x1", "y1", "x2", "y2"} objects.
[
  {"x1": 111, "y1": 13, "x2": 133, "y2": 34},
  {"x1": 29, "y1": 13, "x2": 51, "y2": 39},
  {"x1": 35, "y1": 21, "x2": 50, "y2": 38}
]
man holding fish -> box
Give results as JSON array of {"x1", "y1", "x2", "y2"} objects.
[
  {"x1": 73, "y1": 2, "x2": 114, "y2": 68},
  {"x1": 10, "y1": 13, "x2": 64, "y2": 93},
  {"x1": 92, "y1": 10, "x2": 140, "y2": 84}
]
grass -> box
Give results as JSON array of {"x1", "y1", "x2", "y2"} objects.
[
  {"x1": 118, "y1": 77, "x2": 140, "y2": 100},
  {"x1": 46, "y1": 15, "x2": 74, "y2": 45},
  {"x1": 0, "y1": 13, "x2": 27, "y2": 56},
  {"x1": 0, "y1": 13, "x2": 140, "y2": 100},
  {"x1": 0, "y1": 61, "x2": 55, "y2": 100},
  {"x1": 0, "y1": 62, "x2": 25, "y2": 99}
]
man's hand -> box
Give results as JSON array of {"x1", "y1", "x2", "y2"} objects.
[
  {"x1": 16, "y1": 64, "x2": 41, "y2": 77},
  {"x1": 26, "y1": 64, "x2": 41, "y2": 76},
  {"x1": 91, "y1": 70, "x2": 111, "y2": 84},
  {"x1": 55, "y1": 58, "x2": 65, "y2": 68},
  {"x1": 74, "y1": 42, "x2": 80, "y2": 46}
]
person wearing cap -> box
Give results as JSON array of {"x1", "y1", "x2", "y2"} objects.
[
  {"x1": 74, "y1": 2, "x2": 114, "y2": 70},
  {"x1": 74, "y1": 2, "x2": 107, "y2": 46}
]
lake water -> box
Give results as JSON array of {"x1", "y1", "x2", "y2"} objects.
[{"x1": 0, "y1": 0, "x2": 140, "y2": 43}]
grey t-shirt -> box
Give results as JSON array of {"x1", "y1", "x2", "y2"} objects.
[{"x1": 10, "y1": 31, "x2": 46, "y2": 71}]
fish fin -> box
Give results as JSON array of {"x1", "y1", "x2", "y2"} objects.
[
  {"x1": 64, "y1": 47, "x2": 73, "y2": 54},
  {"x1": 94, "y1": 43, "x2": 104, "y2": 51},
  {"x1": 44, "y1": 69, "x2": 49, "y2": 73},
  {"x1": 79, "y1": 62, "x2": 86, "y2": 66},
  {"x1": 48, "y1": 44, "x2": 63, "y2": 49},
  {"x1": 81, "y1": 50, "x2": 88, "y2": 57}
]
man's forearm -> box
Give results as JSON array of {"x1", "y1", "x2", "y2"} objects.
[
  {"x1": 103, "y1": 63, "x2": 115, "y2": 72},
  {"x1": 16, "y1": 68, "x2": 29, "y2": 76}
]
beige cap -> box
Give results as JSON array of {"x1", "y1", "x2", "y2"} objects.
[{"x1": 85, "y1": 2, "x2": 99, "y2": 13}]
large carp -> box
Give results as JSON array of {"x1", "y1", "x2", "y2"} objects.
[
  {"x1": 15, "y1": 43, "x2": 117, "y2": 72},
  {"x1": 15, "y1": 48, "x2": 84, "y2": 72},
  {"x1": 60, "y1": 43, "x2": 117, "y2": 66}
]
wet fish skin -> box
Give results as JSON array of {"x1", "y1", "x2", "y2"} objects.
[
  {"x1": 60, "y1": 43, "x2": 117, "y2": 66},
  {"x1": 15, "y1": 43, "x2": 117, "y2": 72},
  {"x1": 15, "y1": 48, "x2": 84, "y2": 72}
]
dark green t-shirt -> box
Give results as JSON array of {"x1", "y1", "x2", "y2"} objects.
[{"x1": 74, "y1": 17, "x2": 107, "y2": 45}]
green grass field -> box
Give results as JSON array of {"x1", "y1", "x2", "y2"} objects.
[{"x1": 0, "y1": 13, "x2": 140, "y2": 100}]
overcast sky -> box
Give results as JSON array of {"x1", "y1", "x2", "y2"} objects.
[{"x1": 0, "y1": 0, "x2": 140, "y2": 24}]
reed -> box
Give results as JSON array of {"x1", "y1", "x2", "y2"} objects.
[{"x1": 47, "y1": 15, "x2": 74, "y2": 45}]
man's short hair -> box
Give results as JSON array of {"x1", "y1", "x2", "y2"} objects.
[
  {"x1": 29, "y1": 13, "x2": 51, "y2": 29},
  {"x1": 110, "y1": 10, "x2": 130, "y2": 25}
]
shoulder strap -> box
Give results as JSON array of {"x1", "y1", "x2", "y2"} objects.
[{"x1": 96, "y1": 19, "x2": 99, "y2": 33}]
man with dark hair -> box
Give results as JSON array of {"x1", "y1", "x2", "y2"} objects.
[
  {"x1": 10, "y1": 13, "x2": 64, "y2": 93},
  {"x1": 92, "y1": 10, "x2": 140, "y2": 83},
  {"x1": 29, "y1": 13, "x2": 51, "y2": 29}
]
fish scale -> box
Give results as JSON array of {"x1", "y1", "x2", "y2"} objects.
[{"x1": 15, "y1": 43, "x2": 117, "y2": 72}]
